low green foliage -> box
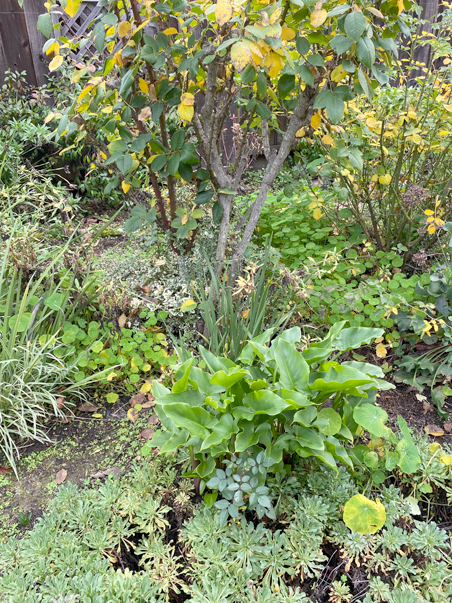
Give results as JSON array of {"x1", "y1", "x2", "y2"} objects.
[
  {"x1": 59, "y1": 309, "x2": 177, "y2": 394},
  {"x1": 143, "y1": 323, "x2": 393, "y2": 495},
  {"x1": 1, "y1": 445, "x2": 451, "y2": 602}
]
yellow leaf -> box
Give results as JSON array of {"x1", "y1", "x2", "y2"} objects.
[
  {"x1": 331, "y1": 66, "x2": 347, "y2": 82},
  {"x1": 376, "y1": 343, "x2": 387, "y2": 358},
  {"x1": 269, "y1": 7, "x2": 282, "y2": 24},
  {"x1": 122, "y1": 181, "x2": 131, "y2": 193},
  {"x1": 435, "y1": 199, "x2": 441, "y2": 207},
  {"x1": 180, "y1": 299, "x2": 197, "y2": 312},
  {"x1": 296, "y1": 128, "x2": 305, "y2": 138},
  {"x1": 311, "y1": 112, "x2": 321, "y2": 129},
  {"x1": 322, "y1": 134, "x2": 334, "y2": 145},
  {"x1": 178, "y1": 103, "x2": 194, "y2": 121},
  {"x1": 428, "y1": 225, "x2": 436, "y2": 234},
  {"x1": 264, "y1": 51, "x2": 283, "y2": 78},
  {"x1": 371, "y1": 174, "x2": 378, "y2": 182},
  {"x1": 139, "y1": 78, "x2": 149, "y2": 94},
  {"x1": 231, "y1": 41, "x2": 252, "y2": 72},
  {"x1": 163, "y1": 27, "x2": 178, "y2": 35},
  {"x1": 140, "y1": 381, "x2": 153, "y2": 393},
  {"x1": 106, "y1": 25, "x2": 116, "y2": 37},
  {"x1": 215, "y1": 0, "x2": 233, "y2": 26},
  {"x1": 313, "y1": 208, "x2": 322, "y2": 220},
  {"x1": 78, "y1": 85, "x2": 93, "y2": 104},
  {"x1": 440, "y1": 454, "x2": 452, "y2": 465},
  {"x1": 101, "y1": 106, "x2": 113, "y2": 114},
  {"x1": 106, "y1": 372, "x2": 116, "y2": 381},
  {"x1": 411, "y1": 133, "x2": 422, "y2": 144},
  {"x1": 429, "y1": 442, "x2": 442, "y2": 453},
  {"x1": 44, "y1": 113, "x2": 55, "y2": 124},
  {"x1": 63, "y1": 0, "x2": 82, "y2": 18},
  {"x1": 49, "y1": 55, "x2": 64, "y2": 72},
  {"x1": 310, "y1": 9, "x2": 328, "y2": 27},
  {"x1": 46, "y1": 41, "x2": 60, "y2": 56},
  {"x1": 118, "y1": 21, "x2": 132, "y2": 38},
  {"x1": 424, "y1": 209, "x2": 434, "y2": 216},
  {"x1": 142, "y1": 364, "x2": 151, "y2": 372},
  {"x1": 180, "y1": 92, "x2": 195, "y2": 106},
  {"x1": 366, "y1": 117, "x2": 378, "y2": 129},
  {"x1": 281, "y1": 26, "x2": 296, "y2": 41},
  {"x1": 127, "y1": 407, "x2": 139, "y2": 423},
  {"x1": 308, "y1": 201, "x2": 318, "y2": 209},
  {"x1": 379, "y1": 174, "x2": 391, "y2": 185},
  {"x1": 181, "y1": 214, "x2": 188, "y2": 225},
  {"x1": 424, "y1": 424, "x2": 444, "y2": 436},
  {"x1": 242, "y1": 308, "x2": 250, "y2": 319},
  {"x1": 397, "y1": 0, "x2": 404, "y2": 14}
]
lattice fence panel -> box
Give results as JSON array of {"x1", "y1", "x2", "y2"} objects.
[{"x1": 51, "y1": 0, "x2": 106, "y2": 61}]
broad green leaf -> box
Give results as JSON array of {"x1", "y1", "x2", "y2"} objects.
[
  {"x1": 172, "y1": 358, "x2": 194, "y2": 393},
  {"x1": 201, "y1": 414, "x2": 238, "y2": 450},
  {"x1": 343, "y1": 494, "x2": 386, "y2": 534},
  {"x1": 189, "y1": 366, "x2": 225, "y2": 396},
  {"x1": 311, "y1": 365, "x2": 375, "y2": 395},
  {"x1": 280, "y1": 389, "x2": 313, "y2": 408},
  {"x1": 292, "y1": 425, "x2": 325, "y2": 450},
  {"x1": 396, "y1": 416, "x2": 420, "y2": 474},
  {"x1": 357, "y1": 37, "x2": 375, "y2": 68},
  {"x1": 325, "y1": 93, "x2": 344, "y2": 124},
  {"x1": 296, "y1": 37, "x2": 310, "y2": 55},
  {"x1": 157, "y1": 390, "x2": 205, "y2": 407},
  {"x1": 161, "y1": 403, "x2": 216, "y2": 438},
  {"x1": 325, "y1": 436, "x2": 353, "y2": 467},
  {"x1": 344, "y1": 11, "x2": 367, "y2": 42},
  {"x1": 315, "y1": 408, "x2": 342, "y2": 435},
  {"x1": 353, "y1": 404, "x2": 390, "y2": 438},
  {"x1": 37, "y1": 13, "x2": 53, "y2": 38},
  {"x1": 160, "y1": 428, "x2": 190, "y2": 453},
  {"x1": 199, "y1": 346, "x2": 236, "y2": 372},
  {"x1": 333, "y1": 327, "x2": 383, "y2": 351},
  {"x1": 210, "y1": 368, "x2": 249, "y2": 390},
  {"x1": 298, "y1": 65, "x2": 314, "y2": 87},
  {"x1": 274, "y1": 339, "x2": 310, "y2": 393},
  {"x1": 293, "y1": 406, "x2": 317, "y2": 426},
  {"x1": 171, "y1": 129, "x2": 186, "y2": 151},
  {"x1": 330, "y1": 34, "x2": 354, "y2": 54},
  {"x1": 277, "y1": 74, "x2": 295, "y2": 98},
  {"x1": 240, "y1": 390, "x2": 290, "y2": 418}
]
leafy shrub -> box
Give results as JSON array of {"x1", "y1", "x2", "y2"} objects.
[{"x1": 143, "y1": 323, "x2": 393, "y2": 494}]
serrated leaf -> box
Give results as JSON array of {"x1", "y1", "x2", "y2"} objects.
[{"x1": 344, "y1": 11, "x2": 367, "y2": 42}]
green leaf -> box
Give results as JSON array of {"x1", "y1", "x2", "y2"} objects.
[
  {"x1": 344, "y1": 11, "x2": 367, "y2": 42},
  {"x1": 201, "y1": 414, "x2": 238, "y2": 450},
  {"x1": 194, "y1": 190, "x2": 214, "y2": 204},
  {"x1": 274, "y1": 339, "x2": 310, "y2": 393},
  {"x1": 358, "y1": 68, "x2": 372, "y2": 100},
  {"x1": 171, "y1": 129, "x2": 186, "y2": 151},
  {"x1": 257, "y1": 71, "x2": 267, "y2": 98},
  {"x1": 357, "y1": 37, "x2": 375, "y2": 69},
  {"x1": 343, "y1": 494, "x2": 386, "y2": 534},
  {"x1": 334, "y1": 327, "x2": 383, "y2": 351},
  {"x1": 277, "y1": 74, "x2": 295, "y2": 98},
  {"x1": 296, "y1": 37, "x2": 310, "y2": 55},
  {"x1": 130, "y1": 134, "x2": 152, "y2": 153},
  {"x1": 210, "y1": 368, "x2": 249, "y2": 390},
  {"x1": 161, "y1": 403, "x2": 216, "y2": 438},
  {"x1": 298, "y1": 65, "x2": 314, "y2": 87},
  {"x1": 306, "y1": 54, "x2": 325, "y2": 67},
  {"x1": 172, "y1": 358, "x2": 194, "y2": 393},
  {"x1": 325, "y1": 435, "x2": 353, "y2": 468},
  {"x1": 178, "y1": 162, "x2": 193, "y2": 181},
  {"x1": 396, "y1": 416, "x2": 420, "y2": 474},
  {"x1": 37, "y1": 13, "x2": 53, "y2": 38},
  {"x1": 325, "y1": 93, "x2": 344, "y2": 124},
  {"x1": 353, "y1": 404, "x2": 390, "y2": 438},
  {"x1": 151, "y1": 154, "x2": 167, "y2": 171},
  {"x1": 330, "y1": 34, "x2": 354, "y2": 54},
  {"x1": 316, "y1": 408, "x2": 342, "y2": 436},
  {"x1": 212, "y1": 200, "x2": 223, "y2": 223},
  {"x1": 293, "y1": 406, "x2": 317, "y2": 426},
  {"x1": 311, "y1": 365, "x2": 375, "y2": 395},
  {"x1": 166, "y1": 153, "x2": 180, "y2": 176},
  {"x1": 116, "y1": 154, "x2": 133, "y2": 173},
  {"x1": 106, "y1": 393, "x2": 119, "y2": 404},
  {"x1": 239, "y1": 390, "x2": 290, "y2": 418}
]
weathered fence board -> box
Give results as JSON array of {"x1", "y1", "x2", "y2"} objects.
[{"x1": 0, "y1": 0, "x2": 37, "y2": 86}]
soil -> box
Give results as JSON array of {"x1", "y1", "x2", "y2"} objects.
[{"x1": 0, "y1": 395, "x2": 158, "y2": 540}]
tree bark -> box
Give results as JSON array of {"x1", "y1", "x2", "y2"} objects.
[{"x1": 214, "y1": 193, "x2": 233, "y2": 275}]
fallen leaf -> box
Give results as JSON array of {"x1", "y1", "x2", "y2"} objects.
[
  {"x1": 141, "y1": 401, "x2": 154, "y2": 409},
  {"x1": 424, "y1": 424, "x2": 444, "y2": 437},
  {"x1": 140, "y1": 381, "x2": 153, "y2": 393},
  {"x1": 423, "y1": 401, "x2": 433, "y2": 414},
  {"x1": 444, "y1": 420, "x2": 452, "y2": 433},
  {"x1": 140, "y1": 285, "x2": 152, "y2": 294},
  {"x1": 56, "y1": 397, "x2": 65, "y2": 409},
  {"x1": 127, "y1": 407, "x2": 139, "y2": 423},
  {"x1": 140, "y1": 428, "x2": 155, "y2": 440},
  {"x1": 56, "y1": 468, "x2": 67, "y2": 485},
  {"x1": 0, "y1": 466, "x2": 12, "y2": 475},
  {"x1": 149, "y1": 414, "x2": 159, "y2": 425},
  {"x1": 130, "y1": 393, "x2": 145, "y2": 407},
  {"x1": 118, "y1": 313, "x2": 127, "y2": 328},
  {"x1": 90, "y1": 467, "x2": 122, "y2": 480},
  {"x1": 77, "y1": 402, "x2": 100, "y2": 413},
  {"x1": 92, "y1": 413, "x2": 103, "y2": 419}
]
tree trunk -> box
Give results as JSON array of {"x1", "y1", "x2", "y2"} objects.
[
  {"x1": 230, "y1": 85, "x2": 318, "y2": 282},
  {"x1": 213, "y1": 193, "x2": 233, "y2": 275}
]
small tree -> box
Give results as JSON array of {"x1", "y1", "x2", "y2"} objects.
[{"x1": 40, "y1": 0, "x2": 404, "y2": 279}]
